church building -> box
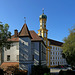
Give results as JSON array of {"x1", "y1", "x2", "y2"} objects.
[{"x1": 0, "y1": 10, "x2": 67, "y2": 74}]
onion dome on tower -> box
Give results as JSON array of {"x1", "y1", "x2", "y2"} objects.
[{"x1": 39, "y1": 9, "x2": 47, "y2": 19}]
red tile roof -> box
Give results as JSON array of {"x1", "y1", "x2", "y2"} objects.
[
  {"x1": 8, "y1": 35, "x2": 19, "y2": 42},
  {"x1": 0, "y1": 62, "x2": 19, "y2": 71},
  {"x1": 19, "y1": 24, "x2": 32, "y2": 38},
  {"x1": 7, "y1": 24, "x2": 63, "y2": 47},
  {"x1": 30, "y1": 31, "x2": 42, "y2": 41},
  {"x1": 30, "y1": 31, "x2": 46, "y2": 47}
]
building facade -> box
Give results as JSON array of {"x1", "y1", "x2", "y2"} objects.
[
  {"x1": 38, "y1": 11, "x2": 67, "y2": 67},
  {"x1": 1, "y1": 24, "x2": 46, "y2": 75},
  {"x1": 0, "y1": 10, "x2": 67, "y2": 74}
]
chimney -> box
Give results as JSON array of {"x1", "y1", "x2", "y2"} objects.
[{"x1": 14, "y1": 29, "x2": 18, "y2": 37}]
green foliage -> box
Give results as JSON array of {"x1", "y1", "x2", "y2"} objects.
[
  {"x1": 62, "y1": 27, "x2": 75, "y2": 66},
  {"x1": 44, "y1": 73, "x2": 50, "y2": 75},
  {"x1": 31, "y1": 65, "x2": 50, "y2": 75},
  {"x1": 6, "y1": 65, "x2": 27, "y2": 75},
  {"x1": 0, "y1": 22, "x2": 11, "y2": 48}
]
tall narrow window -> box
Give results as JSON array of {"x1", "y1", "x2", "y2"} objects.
[
  {"x1": 56, "y1": 47, "x2": 57, "y2": 50},
  {"x1": 42, "y1": 20, "x2": 44, "y2": 28},
  {"x1": 53, "y1": 62, "x2": 54, "y2": 64},
  {"x1": 7, "y1": 55, "x2": 10, "y2": 61},
  {"x1": 53, "y1": 57, "x2": 54, "y2": 59},
  {"x1": 40, "y1": 31, "x2": 42, "y2": 36},
  {"x1": 48, "y1": 41, "x2": 49, "y2": 46},
  {"x1": 50, "y1": 62, "x2": 52, "y2": 65},
  {"x1": 44, "y1": 33, "x2": 46, "y2": 37},
  {"x1": 56, "y1": 52, "x2": 57, "y2": 55},
  {"x1": 56, "y1": 57, "x2": 57, "y2": 59},
  {"x1": 44, "y1": 41, "x2": 46, "y2": 45},
  {"x1": 32, "y1": 55, "x2": 34, "y2": 61},
  {"x1": 53, "y1": 52, "x2": 54, "y2": 54}
]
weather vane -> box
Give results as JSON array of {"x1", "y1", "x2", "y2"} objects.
[
  {"x1": 24, "y1": 17, "x2": 26, "y2": 24},
  {"x1": 42, "y1": 8, "x2": 44, "y2": 14}
]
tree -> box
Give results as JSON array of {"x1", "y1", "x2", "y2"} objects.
[
  {"x1": 0, "y1": 22, "x2": 11, "y2": 48},
  {"x1": 0, "y1": 22, "x2": 11, "y2": 64},
  {"x1": 62, "y1": 27, "x2": 75, "y2": 66}
]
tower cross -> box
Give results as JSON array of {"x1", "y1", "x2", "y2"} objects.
[
  {"x1": 42, "y1": 8, "x2": 44, "y2": 14},
  {"x1": 24, "y1": 17, "x2": 26, "y2": 24}
]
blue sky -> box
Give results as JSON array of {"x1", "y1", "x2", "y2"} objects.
[{"x1": 0, "y1": 0, "x2": 75, "y2": 42}]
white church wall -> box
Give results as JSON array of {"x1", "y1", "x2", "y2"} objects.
[{"x1": 4, "y1": 42, "x2": 19, "y2": 62}]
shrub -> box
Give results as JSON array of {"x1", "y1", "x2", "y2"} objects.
[
  {"x1": 59, "y1": 70, "x2": 75, "y2": 75},
  {"x1": 31, "y1": 65, "x2": 50, "y2": 75},
  {"x1": 44, "y1": 73, "x2": 50, "y2": 75},
  {"x1": 0, "y1": 68, "x2": 4, "y2": 75}
]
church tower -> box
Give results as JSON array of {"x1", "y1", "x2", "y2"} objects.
[
  {"x1": 38, "y1": 10, "x2": 50, "y2": 67},
  {"x1": 38, "y1": 9, "x2": 48, "y2": 45}
]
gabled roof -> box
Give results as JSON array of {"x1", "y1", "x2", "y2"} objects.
[
  {"x1": 48, "y1": 39, "x2": 63, "y2": 46},
  {"x1": 30, "y1": 31, "x2": 42, "y2": 41},
  {"x1": 19, "y1": 24, "x2": 32, "y2": 38}
]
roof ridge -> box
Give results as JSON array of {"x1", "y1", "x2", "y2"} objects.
[{"x1": 48, "y1": 38, "x2": 63, "y2": 43}]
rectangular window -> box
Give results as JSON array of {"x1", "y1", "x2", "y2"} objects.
[
  {"x1": 17, "y1": 55, "x2": 19, "y2": 61},
  {"x1": 44, "y1": 41, "x2": 46, "y2": 44},
  {"x1": 53, "y1": 52, "x2": 54, "y2": 54},
  {"x1": 56, "y1": 47, "x2": 57, "y2": 50},
  {"x1": 56, "y1": 52, "x2": 57, "y2": 55},
  {"x1": 53, "y1": 47, "x2": 54, "y2": 50},
  {"x1": 56, "y1": 57, "x2": 57, "y2": 59},
  {"x1": 48, "y1": 41, "x2": 49, "y2": 46},
  {"x1": 44, "y1": 32, "x2": 46, "y2": 37},
  {"x1": 7, "y1": 55, "x2": 10, "y2": 61},
  {"x1": 32, "y1": 55, "x2": 34, "y2": 61},
  {"x1": 53, "y1": 57, "x2": 54, "y2": 59},
  {"x1": 50, "y1": 52, "x2": 52, "y2": 54},
  {"x1": 53, "y1": 62, "x2": 54, "y2": 64},
  {"x1": 50, "y1": 46, "x2": 52, "y2": 49}
]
